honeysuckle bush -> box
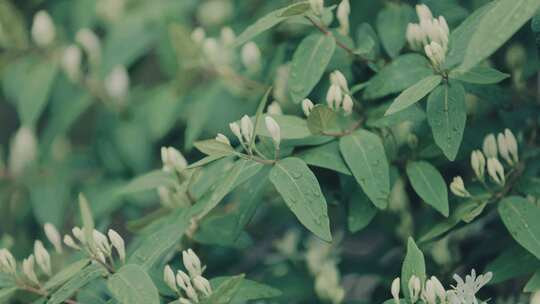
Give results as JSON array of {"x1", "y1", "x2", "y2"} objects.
[{"x1": 1, "y1": 0, "x2": 540, "y2": 303}]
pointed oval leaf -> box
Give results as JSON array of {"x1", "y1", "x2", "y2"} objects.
[
  {"x1": 499, "y1": 196, "x2": 540, "y2": 259},
  {"x1": 376, "y1": 3, "x2": 414, "y2": 58},
  {"x1": 289, "y1": 33, "x2": 336, "y2": 103},
  {"x1": 406, "y1": 161, "x2": 449, "y2": 217},
  {"x1": 306, "y1": 105, "x2": 338, "y2": 135},
  {"x1": 426, "y1": 81, "x2": 467, "y2": 161},
  {"x1": 449, "y1": 65, "x2": 509, "y2": 84},
  {"x1": 270, "y1": 157, "x2": 332, "y2": 241},
  {"x1": 108, "y1": 264, "x2": 159, "y2": 304},
  {"x1": 401, "y1": 237, "x2": 426, "y2": 300},
  {"x1": 385, "y1": 75, "x2": 442, "y2": 116},
  {"x1": 340, "y1": 129, "x2": 390, "y2": 209}
]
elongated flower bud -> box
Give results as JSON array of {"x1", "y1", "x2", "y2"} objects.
[
  {"x1": 326, "y1": 84, "x2": 343, "y2": 110},
  {"x1": 63, "y1": 235, "x2": 80, "y2": 250},
  {"x1": 487, "y1": 157, "x2": 505, "y2": 186},
  {"x1": 220, "y1": 26, "x2": 235, "y2": 46},
  {"x1": 229, "y1": 122, "x2": 242, "y2": 143},
  {"x1": 161, "y1": 147, "x2": 188, "y2": 173},
  {"x1": 240, "y1": 115, "x2": 254, "y2": 143},
  {"x1": 22, "y1": 255, "x2": 40, "y2": 285},
  {"x1": 75, "y1": 28, "x2": 101, "y2": 66},
  {"x1": 330, "y1": 70, "x2": 349, "y2": 92},
  {"x1": 429, "y1": 276, "x2": 446, "y2": 302},
  {"x1": 164, "y1": 265, "x2": 178, "y2": 292},
  {"x1": 191, "y1": 27, "x2": 206, "y2": 44},
  {"x1": 105, "y1": 65, "x2": 129, "y2": 104},
  {"x1": 34, "y1": 240, "x2": 52, "y2": 276},
  {"x1": 8, "y1": 127, "x2": 37, "y2": 177},
  {"x1": 482, "y1": 134, "x2": 498, "y2": 158},
  {"x1": 61, "y1": 45, "x2": 82, "y2": 82},
  {"x1": 182, "y1": 249, "x2": 202, "y2": 278},
  {"x1": 176, "y1": 270, "x2": 191, "y2": 291},
  {"x1": 416, "y1": 4, "x2": 433, "y2": 22},
  {"x1": 309, "y1": 0, "x2": 324, "y2": 15},
  {"x1": 215, "y1": 133, "x2": 230, "y2": 146},
  {"x1": 31, "y1": 11, "x2": 55, "y2": 47},
  {"x1": 44, "y1": 223, "x2": 63, "y2": 253},
  {"x1": 72, "y1": 227, "x2": 85, "y2": 244},
  {"x1": 265, "y1": 116, "x2": 281, "y2": 148},
  {"x1": 267, "y1": 101, "x2": 283, "y2": 115},
  {"x1": 342, "y1": 94, "x2": 353, "y2": 115},
  {"x1": 302, "y1": 99, "x2": 314, "y2": 116},
  {"x1": 336, "y1": 0, "x2": 350, "y2": 35},
  {"x1": 471, "y1": 150, "x2": 486, "y2": 181},
  {"x1": 450, "y1": 176, "x2": 470, "y2": 198},
  {"x1": 408, "y1": 275, "x2": 421, "y2": 303},
  {"x1": 0, "y1": 249, "x2": 16, "y2": 274},
  {"x1": 108, "y1": 229, "x2": 125, "y2": 263},
  {"x1": 498, "y1": 129, "x2": 518, "y2": 165},
  {"x1": 185, "y1": 285, "x2": 199, "y2": 303},
  {"x1": 193, "y1": 276, "x2": 212, "y2": 297},
  {"x1": 241, "y1": 42, "x2": 261, "y2": 72},
  {"x1": 391, "y1": 277, "x2": 400, "y2": 304},
  {"x1": 423, "y1": 278, "x2": 436, "y2": 304},
  {"x1": 93, "y1": 230, "x2": 111, "y2": 255}
]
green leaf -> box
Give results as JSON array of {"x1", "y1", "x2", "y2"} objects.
[
  {"x1": 406, "y1": 161, "x2": 449, "y2": 217},
  {"x1": 0, "y1": 287, "x2": 17, "y2": 302},
  {"x1": 401, "y1": 237, "x2": 426, "y2": 300},
  {"x1": 498, "y1": 196, "x2": 540, "y2": 259},
  {"x1": 288, "y1": 33, "x2": 336, "y2": 103},
  {"x1": 340, "y1": 130, "x2": 390, "y2": 209},
  {"x1": 363, "y1": 54, "x2": 432, "y2": 99},
  {"x1": 202, "y1": 274, "x2": 244, "y2": 304},
  {"x1": 118, "y1": 170, "x2": 177, "y2": 194},
  {"x1": 48, "y1": 265, "x2": 106, "y2": 304},
  {"x1": 348, "y1": 188, "x2": 377, "y2": 233},
  {"x1": 78, "y1": 193, "x2": 95, "y2": 251},
  {"x1": 449, "y1": 65, "x2": 509, "y2": 84},
  {"x1": 234, "y1": 2, "x2": 311, "y2": 47},
  {"x1": 376, "y1": 3, "x2": 413, "y2": 58},
  {"x1": 385, "y1": 75, "x2": 442, "y2": 116},
  {"x1": 108, "y1": 264, "x2": 159, "y2": 304},
  {"x1": 270, "y1": 157, "x2": 332, "y2": 241},
  {"x1": 210, "y1": 276, "x2": 282, "y2": 303},
  {"x1": 279, "y1": 1, "x2": 310, "y2": 17},
  {"x1": 486, "y1": 245, "x2": 540, "y2": 284},
  {"x1": 457, "y1": 0, "x2": 540, "y2": 72},
  {"x1": 254, "y1": 115, "x2": 311, "y2": 140},
  {"x1": 44, "y1": 259, "x2": 90, "y2": 290},
  {"x1": 426, "y1": 81, "x2": 467, "y2": 161},
  {"x1": 306, "y1": 105, "x2": 337, "y2": 135},
  {"x1": 524, "y1": 271, "x2": 540, "y2": 292},
  {"x1": 298, "y1": 141, "x2": 351, "y2": 175},
  {"x1": 194, "y1": 139, "x2": 235, "y2": 157},
  {"x1": 355, "y1": 23, "x2": 380, "y2": 60}
]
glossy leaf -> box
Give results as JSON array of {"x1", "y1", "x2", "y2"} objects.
[{"x1": 385, "y1": 75, "x2": 442, "y2": 116}]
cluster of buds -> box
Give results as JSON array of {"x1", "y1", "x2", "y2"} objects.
[
  {"x1": 163, "y1": 249, "x2": 212, "y2": 304},
  {"x1": 161, "y1": 146, "x2": 188, "y2": 175},
  {"x1": 225, "y1": 114, "x2": 281, "y2": 154},
  {"x1": 63, "y1": 226, "x2": 126, "y2": 266},
  {"x1": 326, "y1": 70, "x2": 354, "y2": 115},
  {"x1": 0, "y1": 241, "x2": 52, "y2": 287},
  {"x1": 159, "y1": 146, "x2": 192, "y2": 208},
  {"x1": 451, "y1": 129, "x2": 519, "y2": 197},
  {"x1": 336, "y1": 0, "x2": 350, "y2": 35},
  {"x1": 391, "y1": 269, "x2": 492, "y2": 304},
  {"x1": 406, "y1": 5, "x2": 449, "y2": 68}
]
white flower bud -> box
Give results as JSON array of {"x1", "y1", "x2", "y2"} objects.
[
  {"x1": 391, "y1": 277, "x2": 400, "y2": 304},
  {"x1": 34, "y1": 240, "x2": 52, "y2": 276},
  {"x1": 107, "y1": 229, "x2": 125, "y2": 263},
  {"x1": 241, "y1": 42, "x2": 261, "y2": 72},
  {"x1": 309, "y1": 0, "x2": 324, "y2": 16},
  {"x1": 336, "y1": 0, "x2": 350, "y2": 35},
  {"x1": 220, "y1": 26, "x2": 235, "y2": 46},
  {"x1": 498, "y1": 129, "x2": 518, "y2": 165},
  {"x1": 95, "y1": 251, "x2": 107, "y2": 264},
  {"x1": 342, "y1": 94, "x2": 353, "y2": 115},
  {"x1": 302, "y1": 99, "x2": 315, "y2": 116},
  {"x1": 0, "y1": 249, "x2": 16, "y2": 274},
  {"x1": 424, "y1": 41, "x2": 445, "y2": 67},
  {"x1": 229, "y1": 122, "x2": 243, "y2": 142},
  {"x1": 72, "y1": 227, "x2": 85, "y2": 244},
  {"x1": 423, "y1": 278, "x2": 436, "y2": 304},
  {"x1": 215, "y1": 133, "x2": 230, "y2": 146},
  {"x1": 408, "y1": 275, "x2": 421, "y2": 303},
  {"x1": 191, "y1": 27, "x2": 206, "y2": 45},
  {"x1": 31, "y1": 11, "x2": 55, "y2": 47},
  {"x1": 63, "y1": 235, "x2": 80, "y2": 250},
  {"x1": 61, "y1": 45, "x2": 82, "y2": 82},
  {"x1": 44, "y1": 223, "x2": 62, "y2": 254},
  {"x1": 416, "y1": 4, "x2": 433, "y2": 23},
  {"x1": 185, "y1": 285, "x2": 199, "y2": 303},
  {"x1": 202, "y1": 38, "x2": 219, "y2": 63},
  {"x1": 471, "y1": 150, "x2": 486, "y2": 181},
  {"x1": 450, "y1": 176, "x2": 471, "y2": 198},
  {"x1": 267, "y1": 101, "x2": 283, "y2": 115},
  {"x1": 193, "y1": 276, "x2": 212, "y2": 297},
  {"x1": 240, "y1": 115, "x2": 254, "y2": 143},
  {"x1": 178, "y1": 298, "x2": 192, "y2": 304},
  {"x1": 326, "y1": 84, "x2": 343, "y2": 110},
  {"x1": 482, "y1": 134, "x2": 498, "y2": 158},
  {"x1": 330, "y1": 71, "x2": 349, "y2": 92},
  {"x1": 161, "y1": 147, "x2": 188, "y2": 173},
  {"x1": 182, "y1": 249, "x2": 202, "y2": 278},
  {"x1": 429, "y1": 276, "x2": 446, "y2": 303},
  {"x1": 93, "y1": 230, "x2": 111, "y2": 255},
  {"x1": 176, "y1": 270, "x2": 191, "y2": 291},
  {"x1": 104, "y1": 65, "x2": 129, "y2": 103},
  {"x1": 265, "y1": 116, "x2": 281, "y2": 148},
  {"x1": 406, "y1": 23, "x2": 424, "y2": 50},
  {"x1": 164, "y1": 265, "x2": 178, "y2": 292},
  {"x1": 8, "y1": 127, "x2": 37, "y2": 177},
  {"x1": 22, "y1": 255, "x2": 40, "y2": 286},
  {"x1": 487, "y1": 157, "x2": 505, "y2": 186},
  {"x1": 75, "y1": 28, "x2": 101, "y2": 66}
]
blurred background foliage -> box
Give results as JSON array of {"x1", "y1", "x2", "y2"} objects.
[{"x1": 0, "y1": 0, "x2": 539, "y2": 303}]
